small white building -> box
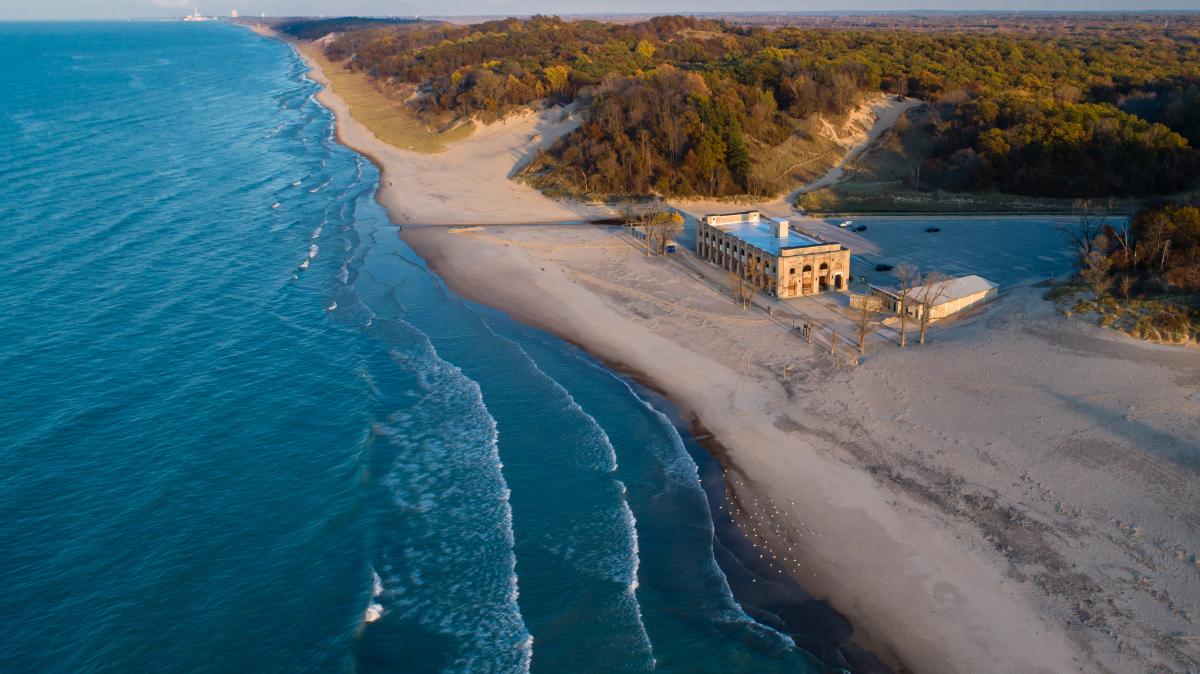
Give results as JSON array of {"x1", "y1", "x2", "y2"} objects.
[{"x1": 872, "y1": 274, "x2": 998, "y2": 320}]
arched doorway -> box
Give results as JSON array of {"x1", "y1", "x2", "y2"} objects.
[
  {"x1": 818, "y1": 262, "x2": 830, "y2": 291},
  {"x1": 802, "y1": 264, "x2": 813, "y2": 295}
]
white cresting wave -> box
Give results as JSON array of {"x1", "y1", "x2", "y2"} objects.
[
  {"x1": 370, "y1": 325, "x2": 532, "y2": 674},
  {"x1": 364, "y1": 568, "x2": 384, "y2": 623},
  {"x1": 476, "y1": 318, "x2": 654, "y2": 668},
  {"x1": 554, "y1": 340, "x2": 801, "y2": 652}
]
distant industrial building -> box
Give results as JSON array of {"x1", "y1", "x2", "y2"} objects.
[
  {"x1": 872, "y1": 274, "x2": 998, "y2": 320},
  {"x1": 697, "y1": 211, "x2": 851, "y2": 299}
]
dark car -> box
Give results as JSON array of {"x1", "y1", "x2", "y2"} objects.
[
  {"x1": 875, "y1": 263, "x2": 894, "y2": 272},
  {"x1": 854, "y1": 225, "x2": 868, "y2": 232},
  {"x1": 925, "y1": 226, "x2": 941, "y2": 233}
]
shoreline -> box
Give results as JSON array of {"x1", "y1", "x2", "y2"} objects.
[
  {"x1": 594, "y1": 356, "x2": 893, "y2": 671},
  {"x1": 400, "y1": 225, "x2": 933, "y2": 671},
  {"x1": 271, "y1": 26, "x2": 1061, "y2": 672},
  {"x1": 257, "y1": 23, "x2": 902, "y2": 668},
  {"x1": 252, "y1": 24, "x2": 1200, "y2": 674},
  {"x1": 395, "y1": 224, "x2": 1084, "y2": 674}
]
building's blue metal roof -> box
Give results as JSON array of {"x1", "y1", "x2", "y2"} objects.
[{"x1": 717, "y1": 219, "x2": 825, "y2": 256}]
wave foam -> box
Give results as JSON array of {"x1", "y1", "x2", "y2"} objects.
[
  {"x1": 535, "y1": 337, "x2": 801, "y2": 652},
  {"x1": 470, "y1": 317, "x2": 654, "y2": 666},
  {"x1": 368, "y1": 328, "x2": 531, "y2": 672}
]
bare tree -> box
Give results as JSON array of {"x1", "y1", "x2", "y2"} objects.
[
  {"x1": 728, "y1": 269, "x2": 753, "y2": 309},
  {"x1": 1140, "y1": 211, "x2": 1171, "y2": 273},
  {"x1": 1080, "y1": 249, "x2": 1113, "y2": 298},
  {"x1": 745, "y1": 255, "x2": 770, "y2": 294},
  {"x1": 894, "y1": 262, "x2": 920, "y2": 347},
  {"x1": 1108, "y1": 219, "x2": 1136, "y2": 269},
  {"x1": 854, "y1": 295, "x2": 880, "y2": 355},
  {"x1": 728, "y1": 270, "x2": 744, "y2": 307},
  {"x1": 915, "y1": 272, "x2": 950, "y2": 345},
  {"x1": 1119, "y1": 273, "x2": 1134, "y2": 299},
  {"x1": 1064, "y1": 199, "x2": 1110, "y2": 269}
]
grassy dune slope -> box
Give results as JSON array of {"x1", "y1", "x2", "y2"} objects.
[{"x1": 295, "y1": 42, "x2": 475, "y2": 154}]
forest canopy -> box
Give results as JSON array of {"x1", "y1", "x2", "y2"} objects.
[{"x1": 321, "y1": 14, "x2": 1200, "y2": 200}]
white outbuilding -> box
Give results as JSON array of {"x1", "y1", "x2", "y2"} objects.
[{"x1": 872, "y1": 274, "x2": 998, "y2": 320}]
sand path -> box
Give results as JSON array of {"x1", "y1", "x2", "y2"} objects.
[{"x1": 672, "y1": 94, "x2": 921, "y2": 221}]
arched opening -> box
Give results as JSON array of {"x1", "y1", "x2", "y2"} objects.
[{"x1": 818, "y1": 262, "x2": 830, "y2": 291}]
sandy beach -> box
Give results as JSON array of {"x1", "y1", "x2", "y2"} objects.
[
  {"x1": 269, "y1": 26, "x2": 1200, "y2": 672},
  {"x1": 270, "y1": 31, "x2": 613, "y2": 226}
]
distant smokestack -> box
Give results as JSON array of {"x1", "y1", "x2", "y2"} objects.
[{"x1": 776, "y1": 219, "x2": 789, "y2": 239}]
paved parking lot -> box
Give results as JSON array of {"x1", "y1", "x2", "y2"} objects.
[{"x1": 795, "y1": 215, "x2": 1116, "y2": 289}]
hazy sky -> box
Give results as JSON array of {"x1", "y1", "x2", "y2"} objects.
[{"x1": 5, "y1": 0, "x2": 1198, "y2": 20}]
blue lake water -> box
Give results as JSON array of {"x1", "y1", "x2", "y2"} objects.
[{"x1": 0, "y1": 22, "x2": 838, "y2": 673}]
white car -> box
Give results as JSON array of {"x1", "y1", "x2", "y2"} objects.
[{"x1": 838, "y1": 220, "x2": 852, "y2": 228}]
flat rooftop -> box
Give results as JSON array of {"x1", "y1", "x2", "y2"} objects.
[{"x1": 715, "y1": 219, "x2": 828, "y2": 256}]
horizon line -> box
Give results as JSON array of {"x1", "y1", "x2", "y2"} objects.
[{"x1": 5, "y1": 8, "x2": 1200, "y2": 22}]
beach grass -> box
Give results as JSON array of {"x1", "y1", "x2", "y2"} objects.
[{"x1": 296, "y1": 43, "x2": 475, "y2": 154}]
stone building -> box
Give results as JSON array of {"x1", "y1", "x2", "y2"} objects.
[{"x1": 696, "y1": 211, "x2": 851, "y2": 299}]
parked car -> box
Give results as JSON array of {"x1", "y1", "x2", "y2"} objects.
[
  {"x1": 925, "y1": 226, "x2": 941, "y2": 233},
  {"x1": 875, "y1": 263, "x2": 894, "y2": 272},
  {"x1": 853, "y1": 225, "x2": 868, "y2": 232}
]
